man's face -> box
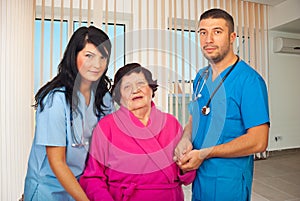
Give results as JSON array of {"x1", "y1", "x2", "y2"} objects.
[{"x1": 198, "y1": 18, "x2": 236, "y2": 64}]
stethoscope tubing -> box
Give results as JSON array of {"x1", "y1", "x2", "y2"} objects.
[
  {"x1": 192, "y1": 55, "x2": 240, "y2": 115},
  {"x1": 192, "y1": 66, "x2": 209, "y2": 102}
]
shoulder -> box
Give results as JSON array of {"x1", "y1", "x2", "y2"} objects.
[
  {"x1": 166, "y1": 112, "x2": 180, "y2": 124},
  {"x1": 197, "y1": 65, "x2": 209, "y2": 74},
  {"x1": 97, "y1": 112, "x2": 115, "y2": 129},
  {"x1": 93, "y1": 111, "x2": 118, "y2": 141},
  {"x1": 39, "y1": 87, "x2": 67, "y2": 110},
  {"x1": 237, "y1": 60, "x2": 263, "y2": 77},
  {"x1": 195, "y1": 66, "x2": 209, "y2": 80},
  {"x1": 103, "y1": 91, "x2": 112, "y2": 101},
  {"x1": 102, "y1": 92, "x2": 113, "y2": 108},
  {"x1": 102, "y1": 92, "x2": 114, "y2": 113},
  {"x1": 43, "y1": 86, "x2": 66, "y2": 100},
  {"x1": 235, "y1": 60, "x2": 267, "y2": 85},
  {"x1": 158, "y1": 109, "x2": 182, "y2": 130},
  {"x1": 155, "y1": 110, "x2": 183, "y2": 142}
]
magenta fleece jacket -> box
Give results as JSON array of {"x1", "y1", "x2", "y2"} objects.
[{"x1": 79, "y1": 103, "x2": 196, "y2": 201}]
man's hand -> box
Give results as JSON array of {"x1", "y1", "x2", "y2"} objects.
[{"x1": 177, "y1": 147, "x2": 212, "y2": 172}]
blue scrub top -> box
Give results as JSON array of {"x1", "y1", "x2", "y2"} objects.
[
  {"x1": 24, "y1": 87, "x2": 113, "y2": 201},
  {"x1": 189, "y1": 60, "x2": 270, "y2": 201}
]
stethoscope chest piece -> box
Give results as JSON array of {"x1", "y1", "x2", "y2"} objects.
[{"x1": 201, "y1": 106, "x2": 210, "y2": 115}]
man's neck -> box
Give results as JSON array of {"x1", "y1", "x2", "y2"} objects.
[{"x1": 210, "y1": 53, "x2": 237, "y2": 81}]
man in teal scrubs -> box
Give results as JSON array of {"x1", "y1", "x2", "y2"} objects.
[{"x1": 174, "y1": 8, "x2": 270, "y2": 201}]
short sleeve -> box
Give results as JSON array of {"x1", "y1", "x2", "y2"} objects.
[
  {"x1": 241, "y1": 75, "x2": 270, "y2": 129},
  {"x1": 35, "y1": 92, "x2": 68, "y2": 146}
]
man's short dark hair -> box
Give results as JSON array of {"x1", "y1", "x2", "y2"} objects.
[{"x1": 199, "y1": 8, "x2": 234, "y2": 33}]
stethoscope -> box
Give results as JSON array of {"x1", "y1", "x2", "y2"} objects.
[
  {"x1": 70, "y1": 107, "x2": 89, "y2": 148},
  {"x1": 192, "y1": 55, "x2": 240, "y2": 116},
  {"x1": 192, "y1": 66, "x2": 210, "y2": 102}
]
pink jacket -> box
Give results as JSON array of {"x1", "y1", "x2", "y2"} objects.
[{"x1": 80, "y1": 104, "x2": 195, "y2": 201}]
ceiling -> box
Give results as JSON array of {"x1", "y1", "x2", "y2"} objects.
[
  {"x1": 272, "y1": 18, "x2": 300, "y2": 33},
  {"x1": 242, "y1": 0, "x2": 286, "y2": 6},
  {"x1": 243, "y1": 0, "x2": 300, "y2": 34}
]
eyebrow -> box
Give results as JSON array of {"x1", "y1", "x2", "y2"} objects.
[
  {"x1": 85, "y1": 50, "x2": 96, "y2": 54},
  {"x1": 212, "y1": 27, "x2": 224, "y2": 31},
  {"x1": 197, "y1": 26, "x2": 224, "y2": 32},
  {"x1": 85, "y1": 50, "x2": 100, "y2": 57}
]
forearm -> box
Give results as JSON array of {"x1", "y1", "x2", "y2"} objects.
[
  {"x1": 52, "y1": 162, "x2": 89, "y2": 201},
  {"x1": 206, "y1": 124, "x2": 269, "y2": 159},
  {"x1": 182, "y1": 116, "x2": 192, "y2": 140},
  {"x1": 46, "y1": 146, "x2": 89, "y2": 201},
  {"x1": 178, "y1": 124, "x2": 269, "y2": 172},
  {"x1": 174, "y1": 116, "x2": 194, "y2": 163}
]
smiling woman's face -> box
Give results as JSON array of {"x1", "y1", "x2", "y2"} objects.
[
  {"x1": 119, "y1": 72, "x2": 153, "y2": 112},
  {"x1": 76, "y1": 42, "x2": 108, "y2": 85}
]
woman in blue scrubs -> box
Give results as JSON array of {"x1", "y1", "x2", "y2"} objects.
[
  {"x1": 174, "y1": 9, "x2": 270, "y2": 201},
  {"x1": 24, "y1": 26, "x2": 113, "y2": 201}
]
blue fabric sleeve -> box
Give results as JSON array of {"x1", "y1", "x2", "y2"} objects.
[
  {"x1": 35, "y1": 91, "x2": 67, "y2": 146},
  {"x1": 241, "y1": 75, "x2": 270, "y2": 129},
  {"x1": 102, "y1": 92, "x2": 114, "y2": 116}
]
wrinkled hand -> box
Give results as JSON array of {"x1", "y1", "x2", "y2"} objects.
[
  {"x1": 177, "y1": 148, "x2": 212, "y2": 172},
  {"x1": 173, "y1": 137, "x2": 193, "y2": 163}
]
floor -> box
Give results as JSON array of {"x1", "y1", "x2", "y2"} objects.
[{"x1": 183, "y1": 148, "x2": 300, "y2": 201}]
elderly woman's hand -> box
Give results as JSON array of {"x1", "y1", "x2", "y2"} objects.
[{"x1": 173, "y1": 136, "x2": 193, "y2": 164}]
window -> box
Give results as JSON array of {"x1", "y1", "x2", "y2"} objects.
[
  {"x1": 168, "y1": 28, "x2": 201, "y2": 124},
  {"x1": 34, "y1": 19, "x2": 68, "y2": 93},
  {"x1": 34, "y1": 19, "x2": 125, "y2": 93}
]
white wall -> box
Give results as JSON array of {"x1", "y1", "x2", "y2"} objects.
[
  {"x1": 268, "y1": 31, "x2": 300, "y2": 150},
  {"x1": 268, "y1": 0, "x2": 300, "y2": 30}
]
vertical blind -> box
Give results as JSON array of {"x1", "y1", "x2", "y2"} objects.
[
  {"x1": 35, "y1": 0, "x2": 269, "y2": 125},
  {"x1": 34, "y1": 0, "x2": 269, "y2": 125},
  {"x1": 0, "y1": 1, "x2": 270, "y2": 200}
]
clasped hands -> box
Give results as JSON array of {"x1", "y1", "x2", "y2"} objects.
[{"x1": 173, "y1": 137, "x2": 211, "y2": 173}]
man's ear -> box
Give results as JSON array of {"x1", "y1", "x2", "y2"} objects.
[{"x1": 230, "y1": 32, "x2": 237, "y2": 44}]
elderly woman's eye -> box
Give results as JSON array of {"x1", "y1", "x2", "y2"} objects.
[
  {"x1": 137, "y1": 81, "x2": 147, "y2": 87},
  {"x1": 123, "y1": 84, "x2": 131, "y2": 90}
]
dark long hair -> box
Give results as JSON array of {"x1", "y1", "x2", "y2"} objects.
[
  {"x1": 34, "y1": 26, "x2": 112, "y2": 117},
  {"x1": 111, "y1": 63, "x2": 158, "y2": 105}
]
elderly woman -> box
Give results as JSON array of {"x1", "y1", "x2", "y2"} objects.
[{"x1": 79, "y1": 63, "x2": 195, "y2": 201}]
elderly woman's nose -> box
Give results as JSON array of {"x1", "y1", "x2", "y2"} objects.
[{"x1": 131, "y1": 84, "x2": 141, "y2": 93}]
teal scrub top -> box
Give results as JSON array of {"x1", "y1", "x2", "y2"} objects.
[
  {"x1": 189, "y1": 60, "x2": 270, "y2": 201},
  {"x1": 24, "y1": 87, "x2": 113, "y2": 201}
]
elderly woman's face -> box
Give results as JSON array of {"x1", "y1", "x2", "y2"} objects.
[{"x1": 119, "y1": 72, "x2": 153, "y2": 111}]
